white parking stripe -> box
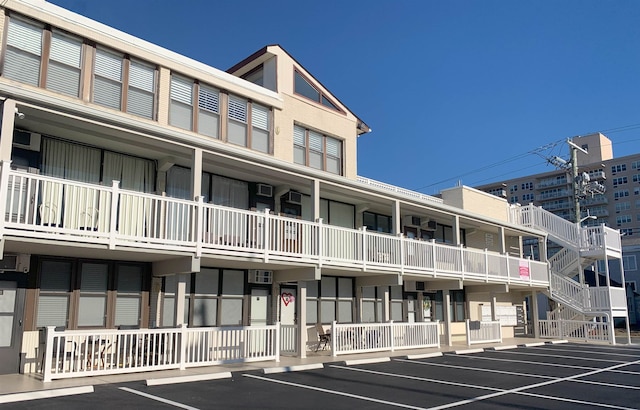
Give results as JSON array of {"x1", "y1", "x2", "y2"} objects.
[
  {"x1": 425, "y1": 359, "x2": 640, "y2": 410},
  {"x1": 396, "y1": 359, "x2": 640, "y2": 391},
  {"x1": 243, "y1": 374, "x2": 429, "y2": 410},
  {"x1": 489, "y1": 349, "x2": 628, "y2": 364},
  {"x1": 528, "y1": 345, "x2": 640, "y2": 358},
  {"x1": 451, "y1": 353, "x2": 640, "y2": 375},
  {"x1": 119, "y1": 387, "x2": 200, "y2": 410}
]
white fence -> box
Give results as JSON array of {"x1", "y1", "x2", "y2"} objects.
[
  {"x1": 538, "y1": 319, "x2": 612, "y2": 343},
  {"x1": 330, "y1": 321, "x2": 440, "y2": 356},
  {"x1": 41, "y1": 324, "x2": 280, "y2": 382},
  {"x1": 466, "y1": 320, "x2": 502, "y2": 345},
  {"x1": 1, "y1": 166, "x2": 550, "y2": 287}
]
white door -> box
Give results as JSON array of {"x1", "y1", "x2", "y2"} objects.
[
  {"x1": 279, "y1": 287, "x2": 297, "y2": 354},
  {"x1": 0, "y1": 281, "x2": 25, "y2": 374},
  {"x1": 250, "y1": 288, "x2": 269, "y2": 326}
]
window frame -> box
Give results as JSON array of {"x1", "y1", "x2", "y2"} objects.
[
  {"x1": 294, "y1": 125, "x2": 343, "y2": 175},
  {"x1": 293, "y1": 69, "x2": 344, "y2": 113}
]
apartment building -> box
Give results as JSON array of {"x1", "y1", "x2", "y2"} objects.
[
  {"x1": 0, "y1": 0, "x2": 626, "y2": 380},
  {"x1": 476, "y1": 133, "x2": 640, "y2": 324}
]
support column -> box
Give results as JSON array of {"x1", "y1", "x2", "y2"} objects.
[
  {"x1": 498, "y1": 226, "x2": 506, "y2": 255},
  {"x1": 297, "y1": 281, "x2": 308, "y2": 358},
  {"x1": 191, "y1": 148, "x2": 203, "y2": 199},
  {"x1": 382, "y1": 287, "x2": 390, "y2": 322},
  {"x1": 311, "y1": 179, "x2": 320, "y2": 222},
  {"x1": 452, "y1": 215, "x2": 461, "y2": 246},
  {"x1": 174, "y1": 274, "x2": 188, "y2": 326},
  {"x1": 392, "y1": 200, "x2": 401, "y2": 235},
  {"x1": 491, "y1": 294, "x2": 498, "y2": 321},
  {"x1": 443, "y1": 290, "x2": 452, "y2": 346},
  {"x1": 531, "y1": 291, "x2": 539, "y2": 338},
  {"x1": 0, "y1": 99, "x2": 16, "y2": 161}
]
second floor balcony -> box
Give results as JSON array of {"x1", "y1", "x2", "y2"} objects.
[{"x1": 1, "y1": 164, "x2": 549, "y2": 287}]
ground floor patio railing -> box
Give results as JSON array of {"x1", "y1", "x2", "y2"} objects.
[
  {"x1": 41, "y1": 324, "x2": 280, "y2": 382},
  {"x1": 466, "y1": 320, "x2": 502, "y2": 345},
  {"x1": 330, "y1": 321, "x2": 440, "y2": 356},
  {"x1": 538, "y1": 319, "x2": 613, "y2": 344}
]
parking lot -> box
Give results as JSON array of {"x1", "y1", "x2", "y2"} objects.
[{"x1": 2, "y1": 342, "x2": 640, "y2": 409}]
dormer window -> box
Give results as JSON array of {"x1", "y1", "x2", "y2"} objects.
[{"x1": 294, "y1": 70, "x2": 342, "y2": 112}]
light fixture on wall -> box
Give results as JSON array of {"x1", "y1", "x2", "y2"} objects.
[{"x1": 14, "y1": 107, "x2": 25, "y2": 120}]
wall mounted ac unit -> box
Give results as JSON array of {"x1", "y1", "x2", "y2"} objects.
[
  {"x1": 12, "y1": 130, "x2": 41, "y2": 152},
  {"x1": 257, "y1": 183, "x2": 273, "y2": 197},
  {"x1": 249, "y1": 270, "x2": 273, "y2": 284},
  {"x1": 421, "y1": 220, "x2": 437, "y2": 231},
  {"x1": 285, "y1": 191, "x2": 302, "y2": 205},
  {"x1": 403, "y1": 215, "x2": 421, "y2": 226},
  {"x1": 0, "y1": 254, "x2": 30, "y2": 273}
]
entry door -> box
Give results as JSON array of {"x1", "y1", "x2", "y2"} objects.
[
  {"x1": 406, "y1": 294, "x2": 417, "y2": 323},
  {"x1": 250, "y1": 288, "x2": 269, "y2": 326},
  {"x1": 279, "y1": 287, "x2": 296, "y2": 325},
  {"x1": 0, "y1": 281, "x2": 25, "y2": 374}
]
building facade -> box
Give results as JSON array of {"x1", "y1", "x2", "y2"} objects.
[
  {"x1": 476, "y1": 133, "x2": 640, "y2": 325},
  {"x1": 0, "y1": 0, "x2": 626, "y2": 378}
]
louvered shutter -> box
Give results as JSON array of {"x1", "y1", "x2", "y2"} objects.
[
  {"x1": 169, "y1": 76, "x2": 193, "y2": 130},
  {"x1": 78, "y1": 263, "x2": 107, "y2": 326},
  {"x1": 309, "y1": 131, "x2": 323, "y2": 170},
  {"x1": 4, "y1": 18, "x2": 42, "y2": 86},
  {"x1": 251, "y1": 104, "x2": 269, "y2": 153},
  {"x1": 127, "y1": 61, "x2": 155, "y2": 119},
  {"x1": 36, "y1": 296, "x2": 69, "y2": 327},
  {"x1": 198, "y1": 85, "x2": 219, "y2": 137},
  {"x1": 326, "y1": 137, "x2": 342, "y2": 175},
  {"x1": 94, "y1": 49, "x2": 122, "y2": 109},
  {"x1": 228, "y1": 95, "x2": 247, "y2": 146},
  {"x1": 115, "y1": 266, "x2": 142, "y2": 326},
  {"x1": 293, "y1": 126, "x2": 306, "y2": 165},
  {"x1": 47, "y1": 32, "x2": 82, "y2": 96}
]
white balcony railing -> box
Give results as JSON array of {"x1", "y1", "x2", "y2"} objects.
[
  {"x1": 1, "y1": 166, "x2": 549, "y2": 286},
  {"x1": 466, "y1": 320, "x2": 502, "y2": 345}
]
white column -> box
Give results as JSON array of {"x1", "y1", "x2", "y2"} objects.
[
  {"x1": 297, "y1": 281, "x2": 307, "y2": 358},
  {"x1": 383, "y1": 287, "x2": 390, "y2": 322},
  {"x1": 0, "y1": 99, "x2": 16, "y2": 161},
  {"x1": 452, "y1": 215, "x2": 461, "y2": 246},
  {"x1": 443, "y1": 291, "x2": 452, "y2": 346},
  {"x1": 498, "y1": 226, "x2": 506, "y2": 254},
  {"x1": 491, "y1": 294, "x2": 498, "y2": 321},
  {"x1": 392, "y1": 200, "x2": 401, "y2": 235},
  {"x1": 191, "y1": 148, "x2": 203, "y2": 199},
  {"x1": 311, "y1": 179, "x2": 320, "y2": 221},
  {"x1": 531, "y1": 291, "x2": 539, "y2": 338},
  {"x1": 174, "y1": 274, "x2": 188, "y2": 326}
]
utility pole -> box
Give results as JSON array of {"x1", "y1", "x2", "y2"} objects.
[{"x1": 567, "y1": 139, "x2": 588, "y2": 224}]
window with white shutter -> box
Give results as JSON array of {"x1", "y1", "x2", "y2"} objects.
[
  {"x1": 198, "y1": 84, "x2": 220, "y2": 138},
  {"x1": 94, "y1": 48, "x2": 123, "y2": 110},
  {"x1": 3, "y1": 17, "x2": 43, "y2": 86},
  {"x1": 127, "y1": 60, "x2": 156, "y2": 119},
  {"x1": 251, "y1": 104, "x2": 270, "y2": 153},
  {"x1": 78, "y1": 263, "x2": 108, "y2": 327},
  {"x1": 47, "y1": 31, "x2": 82, "y2": 97},
  {"x1": 170, "y1": 75, "x2": 193, "y2": 130},
  {"x1": 115, "y1": 265, "x2": 143, "y2": 327},
  {"x1": 228, "y1": 95, "x2": 248, "y2": 146},
  {"x1": 292, "y1": 125, "x2": 343, "y2": 175}
]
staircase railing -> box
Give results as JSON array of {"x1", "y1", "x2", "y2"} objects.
[
  {"x1": 548, "y1": 247, "x2": 579, "y2": 278},
  {"x1": 513, "y1": 205, "x2": 580, "y2": 249},
  {"x1": 549, "y1": 272, "x2": 590, "y2": 312}
]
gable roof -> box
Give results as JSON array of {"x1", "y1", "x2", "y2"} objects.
[{"x1": 227, "y1": 44, "x2": 371, "y2": 135}]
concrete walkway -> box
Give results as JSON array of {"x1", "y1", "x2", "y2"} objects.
[{"x1": 0, "y1": 337, "x2": 563, "y2": 398}]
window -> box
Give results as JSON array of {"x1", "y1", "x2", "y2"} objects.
[
  {"x1": 35, "y1": 258, "x2": 148, "y2": 329},
  {"x1": 615, "y1": 202, "x2": 631, "y2": 212},
  {"x1": 4, "y1": 17, "x2": 43, "y2": 87},
  {"x1": 632, "y1": 160, "x2": 640, "y2": 170},
  {"x1": 635, "y1": 187, "x2": 640, "y2": 196},
  {"x1": 169, "y1": 75, "x2": 221, "y2": 138},
  {"x1": 510, "y1": 185, "x2": 518, "y2": 192},
  {"x1": 623, "y1": 255, "x2": 637, "y2": 271},
  {"x1": 294, "y1": 70, "x2": 341, "y2": 112},
  {"x1": 616, "y1": 215, "x2": 632, "y2": 225},
  {"x1": 363, "y1": 211, "x2": 392, "y2": 233},
  {"x1": 611, "y1": 164, "x2": 627, "y2": 173},
  {"x1": 620, "y1": 228, "x2": 633, "y2": 236},
  {"x1": 632, "y1": 174, "x2": 640, "y2": 183},
  {"x1": 361, "y1": 287, "x2": 384, "y2": 323},
  {"x1": 521, "y1": 182, "x2": 533, "y2": 190},
  {"x1": 93, "y1": 48, "x2": 156, "y2": 119},
  {"x1": 510, "y1": 196, "x2": 518, "y2": 204},
  {"x1": 613, "y1": 177, "x2": 628, "y2": 186},
  {"x1": 614, "y1": 190, "x2": 630, "y2": 199},
  {"x1": 4, "y1": 17, "x2": 83, "y2": 97},
  {"x1": 522, "y1": 193, "x2": 534, "y2": 202},
  {"x1": 294, "y1": 125, "x2": 343, "y2": 175},
  {"x1": 306, "y1": 277, "x2": 354, "y2": 324},
  {"x1": 227, "y1": 94, "x2": 271, "y2": 153},
  {"x1": 431, "y1": 290, "x2": 466, "y2": 322}
]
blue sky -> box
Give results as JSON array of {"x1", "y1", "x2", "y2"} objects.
[{"x1": 50, "y1": 0, "x2": 640, "y2": 195}]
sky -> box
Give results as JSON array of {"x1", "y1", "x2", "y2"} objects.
[{"x1": 49, "y1": 0, "x2": 640, "y2": 195}]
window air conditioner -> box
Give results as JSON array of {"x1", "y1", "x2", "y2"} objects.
[
  {"x1": 421, "y1": 220, "x2": 437, "y2": 231},
  {"x1": 257, "y1": 183, "x2": 273, "y2": 197},
  {"x1": 12, "y1": 130, "x2": 41, "y2": 152},
  {"x1": 0, "y1": 254, "x2": 30, "y2": 273},
  {"x1": 248, "y1": 270, "x2": 273, "y2": 284},
  {"x1": 285, "y1": 191, "x2": 302, "y2": 205},
  {"x1": 403, "y1": 215, "x2": 421, "y2": 226}
]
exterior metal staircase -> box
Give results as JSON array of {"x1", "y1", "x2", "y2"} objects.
[{"x1": 513, "y1": 204, "x2": 627, "y2": 342}]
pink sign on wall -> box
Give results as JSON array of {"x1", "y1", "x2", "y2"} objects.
[{"x1": 519, "y1": 260, "x2": 530, "y2": 280}]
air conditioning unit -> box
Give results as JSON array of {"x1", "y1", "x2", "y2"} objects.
[
  {"x1": 249, "y1": 270, "x2": 273, "y2": 284},
  {"x1": 421, "y1": 220, "x2": 437, "y2": 231},
  {"x1": 285, "y1": 191, "x2": 302, "y2": 205},
  {"x1": 404, "y1": 281, "x2": 425, "y2": 292},
  {"x1": 0, "y1": 254, "x2": 30, "y2": 273},
  {"x1": 12, "y1": 130, "x2": 41, "y2": 152},
  {"x1": 403, "y1": 215, "x2": 421, "y2": 226},
  {"x1": 257, "y1": 183, "x2": 273, "y2": 197}
]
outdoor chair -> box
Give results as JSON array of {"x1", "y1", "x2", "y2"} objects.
[{"x1": 315, "y1": 323, "x2": 331, "y2": 352}]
